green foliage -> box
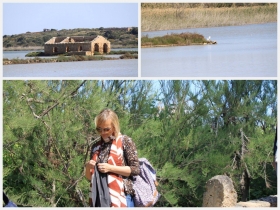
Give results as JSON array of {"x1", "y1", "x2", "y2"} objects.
[
  {"x1": 142, "y1": 32, "x2": 207, "y2": 46},
  {"x1": 25, "y1": 51, "x2": 45, "y2": 57},
  {"x1": 4, "y1": 54, "x2": 121, "y2": 65},
  {"x1": 43, "y1": 35, "x2": 52, "y2": 42},
  {"x1": 120, "y1": 53, "x2": 137, "y2": 59},
  {"x1": 108, "y1": 50, "x2": 137, "y2": 55},
  {"x1": 3, "y1": 80, "x2": 277, "y2": 207},
  {"x1": 130, "y1": 27, "x2": 138, "y2": 36},
  {"x1": 94, "y1": 51, "x2": 101, "y2": 55},
  {"x1": 104, "y1": 30, "x2": 119, "y2": 39},
  {"x1": 87, "y1": 32, "x2": 98, "y2": 36}
]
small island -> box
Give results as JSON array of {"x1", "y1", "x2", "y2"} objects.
[{"x1": 141, "y1": 32, "x2": 217, "y2": 48}]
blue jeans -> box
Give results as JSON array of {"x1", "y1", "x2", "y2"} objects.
[{"x1": 126, "y1": 194, "x2": 135, "y2": 207}]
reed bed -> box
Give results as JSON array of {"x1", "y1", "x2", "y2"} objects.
[
  {"x1": 120, "y1": 53, "x2": 138, "y2": 59},
  {"x1": 23, "y1": 50, "x2": 138, "y2": 57},
  {"x1": 141, "y1": 32, "x2": 207, "y2": 47},
  {"x1": 3, "y1": 55, "x2": 119, "y2": 65},
  {"x1": 142, "y1": 4, "x2": 277, "y2": 31},
  {"x1": 109, "y1": 50, "x2": 138, "y2": 55}
]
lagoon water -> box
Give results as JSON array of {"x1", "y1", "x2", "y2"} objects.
[
  {"x1": 141, "y1": 23, "x2": 277, "y2": 77},
  {"x1": 3, "y1": 48, "x2": 138, "y2": 60},
  {"x1": 3, "y1": 48, "x2": 138, "y2": 77},
  {"x1": 3, "y1": 59, "x2": 138, "y2": 77}
]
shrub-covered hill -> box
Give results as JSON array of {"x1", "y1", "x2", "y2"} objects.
[{"x1": 3, "y1": 27, "x2": 138, "y2": 49}]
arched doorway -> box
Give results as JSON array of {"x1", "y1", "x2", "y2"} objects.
[
  {"x1": 94, "y1": 43, "x2": 99, "y2": 53},
  {"x1": 53, "y1": 47, "x2": 58, "y2": 53},
  {"x1": 103, "y1": 43, "x2": 108, "y2": 53},
  {"x1": 66, "y1": 46, "x2": 70, "y2": 52},
  {"x1": 78, "y1": 46, "x2": 82, "y2": 51}
]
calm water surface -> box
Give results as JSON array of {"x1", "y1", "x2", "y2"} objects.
[
  {"x1": 3, "y1": 48, "x2": 138, "y2": 77},
  {"x1": 3, "y1": 59, "x2": 138, "y2": 77},
  {"x1": 141, "y1": 23, "x2": 277, "y2": 77}
]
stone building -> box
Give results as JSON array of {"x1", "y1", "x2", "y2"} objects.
[{"x1": 44, "y1": 35, "x2": 110, "y2": 56}]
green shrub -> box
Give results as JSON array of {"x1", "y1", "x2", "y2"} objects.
[
  {"x1": 94, "y1": 51, "x2": 101, "y2": 55},
  {"x1": 120, "y1": 53, "x2": 137, "y2": 59},
  {"x1": 57, "y1": 55, "x2": 68, "y2": 62},
  {"x1": 141, "y1": 32, "x2": 207, "y2": 46},
  {"x1": 25, "y1": 52, "x2": 45, "y2": 57}
]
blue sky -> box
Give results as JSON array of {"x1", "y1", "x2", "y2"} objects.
[{"x1": 3, "y1": 3, "x2": 138, "y2": 35}]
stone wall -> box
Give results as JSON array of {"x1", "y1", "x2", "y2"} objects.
[
  {"x1": 44, "y1": 36, "x2": 110, "y2": 56},
  {"x1": 202, "y1": 175, "x2": 277, "y2": 207},
  {"x1": 91, "y1": 36, "x2": 111, "y2": 54},
  {"x1": 44, "y1": 42, "x2": 92, "y2": 56}
]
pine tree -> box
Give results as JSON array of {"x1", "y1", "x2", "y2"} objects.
[{"x1": 3, "y1": 80, "x2": 277, "y2": 207}]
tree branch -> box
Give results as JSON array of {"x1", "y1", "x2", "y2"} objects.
[{"x1": 55, "y1": 175, "x2": 85, "y2": 206}]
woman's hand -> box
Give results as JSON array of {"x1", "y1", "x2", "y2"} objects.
[
  {"x1": 98, "y1": 163, "x2": 111, "y2": 173},
  {"x1": 85, "y1": 160, "x2": 96, "y2": 180},
  {"x1": 86, "y1": 160, "x2": 96, "y2": 170},
  {"x1": 97, "y1": 163, "x2": 131, "y2": 176}
]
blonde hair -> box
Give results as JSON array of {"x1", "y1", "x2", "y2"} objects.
[{"x1": 95, "y1": 108, "x2": 120, "y2": 137}]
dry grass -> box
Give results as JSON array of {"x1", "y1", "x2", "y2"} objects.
[{"x1": 142, "y1": 4, "x2": 277, "y2": 31}]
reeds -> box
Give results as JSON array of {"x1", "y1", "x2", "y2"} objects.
[
  {"x1": 120, "y1": 53, "x2": 138, "y2": 59},
  {"x1": 3, "y1": 55, "x2": 122, "y2": 65},
  {"x1": 142, "y1": 4, "x2": 277, "y2": 31},
  {"x1": 109, "y1": 50, "x2": 138, "y2": 55}
]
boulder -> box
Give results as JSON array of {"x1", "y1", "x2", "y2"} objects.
[{"x1": 202, "y1": 175, "x2": 237, "y2": 207}]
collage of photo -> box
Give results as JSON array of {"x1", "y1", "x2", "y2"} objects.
[{"x1": 2, "y1": 1, "x2": 278, "y2": 208}]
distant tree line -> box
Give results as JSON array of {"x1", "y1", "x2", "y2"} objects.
[{"x1": 3, "y1": 27, "x2": 138, "y2": 48}]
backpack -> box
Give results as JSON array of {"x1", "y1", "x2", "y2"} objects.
[
  {"x1": 122, "y1": 136, "x2": 160, "y2": 207},
  {"x1": 132, "y1": 158, "x2": 160, "y2": 207},
  {"x1": 3, "y1": 192, "x2": 18, "y2": 207}
]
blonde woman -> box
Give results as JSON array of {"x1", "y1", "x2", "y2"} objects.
[{"x1": 85, "y1": 108, "x2": 140, "y2": 207}]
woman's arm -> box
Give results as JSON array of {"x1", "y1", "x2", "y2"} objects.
[
  {"x1": 97, "y1": 163, "x2": 131, "y2": 176},
  {"x1": 123, "y1": 136, "x2": 140, "y2": 176},
  {"x1": 85, "y1": 142, "x2": 100, "y2": 181},
  {"x1": 85, "y1": 160, "x2": 96, "y2": 181}
]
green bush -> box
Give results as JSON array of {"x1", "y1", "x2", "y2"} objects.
[
  {"x1": 141, "y1": 32, "x2": 207, "y2": 46},
  {"x1": 25, "y1": 52, "x2": 45, "y2": 57},
  {"x1": 94, "y1": 51, "x2": 101, "y2": 55},
  {"x1": 120, "y1": 52, "x2": 137, "y2": 59}
]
